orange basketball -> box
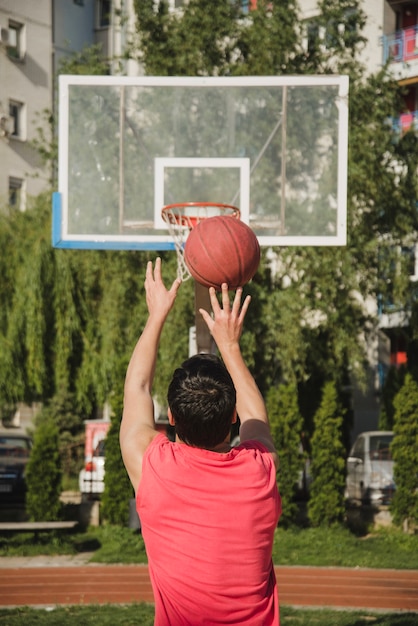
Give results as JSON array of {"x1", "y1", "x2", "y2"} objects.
[{"x1": 184, "y1": 215, "x2": 260, "y2": 290}]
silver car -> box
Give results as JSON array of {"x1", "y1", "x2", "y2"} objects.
[{"x1": 345, "y1": 431, "x2": 395, "y2": 506}]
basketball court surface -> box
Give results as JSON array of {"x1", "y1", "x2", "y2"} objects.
[{"x1": 0, "y1": 559, "x2": 417, "y2": 612}]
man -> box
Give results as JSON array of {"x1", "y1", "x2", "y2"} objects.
[{"x1": 120, "y1": 258, "x2": 281, "y2": 625}]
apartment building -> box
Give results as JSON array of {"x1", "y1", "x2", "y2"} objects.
[
  {"x1": 0, "y1": 1, "x2": 52, "y2": 208},
  {"x1": 299, "y1": 0, "x2": 417, "y2": 125},
  {"x1": 0, "y1": 0, "x2": 140, "y2": 209}
]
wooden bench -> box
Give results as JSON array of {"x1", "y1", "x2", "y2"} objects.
[{"x1": 0, "y1": 521, "x2": 78, "y2": 539}]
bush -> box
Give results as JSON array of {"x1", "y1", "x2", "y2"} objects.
[
  {"x1": 391, "y1": 373, "x2": 418, "y2": 529},
  {"x1": 308, "y1": 381, "x2": 346, "y2": 527},
  {"x1": 267, "y1": 383, "x2": 304, "y2": 525},
  {"x1": 26, "y1": 416, "x2": 62, "y2": 521},
  {"x1": 101, "y1": 359, "x2": 134, "y2": 525}
]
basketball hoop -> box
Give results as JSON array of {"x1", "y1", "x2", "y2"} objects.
[{"x1": 161, "y1": 202, "x2": 240, "y2": 281}]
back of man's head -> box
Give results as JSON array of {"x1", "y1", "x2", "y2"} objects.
[{"x1": 167, "y1": 354, "x2": 236, "y2": 449}]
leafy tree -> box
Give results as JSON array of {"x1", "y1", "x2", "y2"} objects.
[
  {"x1": 267, "y1": 383, "x2": 304, "y2": 526},
  {"x1": 26, "y1": 415, "x2": 62, "y2": 521},
  {"x1": 41, "y1": 390, "x2": 85, "y2": 479},
  {"x1": 308, "y1": 381, "x2": 346, "y2": 527},
  {"x1": 135, "y1": 0, "x2": 242, "y2": 76},
  {"x1": 390, "y1": 373, "x2": 418, "y2": 529},
  {"x1": 58, "y1": 43, "x2": 111, "y2": 76},
  {"x1": 101, "y1": 359, "x2": 134, "y2": 525},
  {"x1": 231, "y1": 0, "x2": 302, "y2": 76},
  {"x1": 379, "y1": 364, "x2": 406, "y2": 430},
  {"x1": 310, "y1": 0, "x2": 368, "y2": 76}
]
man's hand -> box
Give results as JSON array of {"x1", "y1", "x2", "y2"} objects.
[
  {"x1": 145, "y1": 257, "x2": 182, "y2": 321},
  {"x1": 199, "y1": 283, "x2": 251, "y2": 350}
]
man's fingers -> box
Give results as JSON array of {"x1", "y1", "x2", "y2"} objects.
[
  {"x1": 232, "y1": 287, "x2": 243, "y2": 315},
  {"x1": 145, "y1": 260, "x2": 153, "y2": 278},
  {"x1": 199, "y1": 307, "x2": 213, "y2": 329},
  {"x1": 221, "y1": 283, "x2": 230, "y2": 310},
  {"x1": 170, "y1": 277, "x2": 182, "y2": 295},
  {"x1": 209, "y1": 286, "x2": 220, "y2": 312},
  {"x1": 153, "y1": 256, "x2": 162, "y2": 280},
  {"x1": 238, "y1": 294, "x2": 251, "y2": 324}
]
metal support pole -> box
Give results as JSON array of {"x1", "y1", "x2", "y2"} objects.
[{"x1": 194, "y1": 282, "x2": 216, "y2": 354}]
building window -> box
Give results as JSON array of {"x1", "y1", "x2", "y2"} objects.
[
  {"x1": 98, "y1": 0, "x2": 111, "y2": 27},
  {"x1": 8, "y1": 177, "x2": 25, "y2": 211},
  {"x1": 7, "y1": 21, "x2": 24, "y2": 60},
  {"x1": 163, "y1": 0, "x2": 184, "y2": 10},
  {"x1": 8, "y1": 100, "x2": 25, "y2": 139}
]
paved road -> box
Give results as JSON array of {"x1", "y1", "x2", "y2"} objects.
[{"x1": 0, "y1": 557, "x2": 417, "y2": 611}]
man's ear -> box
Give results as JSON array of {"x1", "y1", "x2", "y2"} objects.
[
  {"x1": 168, "y1": 407, "x2": 176, "y2": 426},
  {"x1": 231, "y1": 408, "x2": 238, "y2": 424}
]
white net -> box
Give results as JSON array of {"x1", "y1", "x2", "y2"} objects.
[{"x1": 161, "y1": 203, "x2": 240, "y2": 281}]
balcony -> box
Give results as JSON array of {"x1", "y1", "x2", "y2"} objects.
[
  {"x1": 382, "y1": 25, "x2": 418, "y2": 82},
  {"x1": 382, "y1": 25, "x2": 418, "y2": 64},
  {"x1": 393, "y1": 110, "x2": 418, "y2": 134}
]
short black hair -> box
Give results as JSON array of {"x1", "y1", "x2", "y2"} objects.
[{"x1": 167, "y1": 353, "x2": 236, "y2": 449}]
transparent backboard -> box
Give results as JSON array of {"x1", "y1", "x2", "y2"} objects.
[{"x1": 53, "y1": 75, "x2": 348, "y2": 250}]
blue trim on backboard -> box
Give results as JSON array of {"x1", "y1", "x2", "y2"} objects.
[
  {"x1": 52, "y1": 192, "x2": 63, "y2": 247},
  {"x1": 51, "y1": 192, "x2": 175, "y2": 251}
]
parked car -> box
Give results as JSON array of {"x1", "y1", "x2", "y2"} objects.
[
  {"x1": 79, "y1": 439, "x2": 105, "y2": 498},
  {"x1": 0, "y1": 431, "x2": 32, "y2": 506},
  {"x1": 345, "y1": 431, "x2": 395, "y2": 506}
]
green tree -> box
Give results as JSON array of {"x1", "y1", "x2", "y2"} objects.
[
  {"x1": 101, "y1": 359, "x2": 134, "y2": 525},
  {"x1": 26, "y1": 415, "x2": 62, "y2": 521},
  {"x1": 308, "y1": 381, "x2": 346, "y2": 527},
  {"x1": 267, "y1": 383, "x2": 304, "y2": 526},
  {"x1": 135, "y1": 0, "x2": 242, "y2": 76},
  {"x1": 379, "y1": 364, "x2": 406, "y2": 430},
  {"x1": 42, "y1": 390, "x2": 85, "y2": 480},
  {"x1": 311, "y1": 0, "x2": 368, "y2": 76},
  {"x1": 390, "y1": 373, "x2": 418, "y2": 529}
]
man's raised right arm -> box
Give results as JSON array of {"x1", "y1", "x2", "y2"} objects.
[{"x1": 199, "y1": 284, "x2": 278, "y2": 468}]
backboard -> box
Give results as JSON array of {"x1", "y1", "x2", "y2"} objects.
[{"x1": 53, "y1": 75, "x2": 348, "y2": 250}]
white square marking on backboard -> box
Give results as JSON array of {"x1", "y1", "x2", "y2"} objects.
[{"x1": 154, "y1": 158, "x2": 250, "y2": 230}]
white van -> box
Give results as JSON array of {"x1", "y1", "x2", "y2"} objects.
[{"x1": 345, "y1": 431, "x2": 395, "y2": 506}]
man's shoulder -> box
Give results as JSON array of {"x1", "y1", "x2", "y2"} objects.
[
  {"x1": 146, "y1": 432, "x2": 170, "y2": 450},
  {"x1": 234, "y1": 439, "x2": 278, "y2": 471}
]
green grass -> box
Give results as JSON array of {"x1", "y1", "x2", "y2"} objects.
[
  {"x1": 273, "y1": 526, "x2": 418, "y2": 569},
  {"x1": 1, "y1": 525, "x2": 417, "y2": 569},
  {"x1": 1, "y1": 526, "x2": 417, "y2": 625},
  {"x1": 0, "y1": 605, "x2": 416, "y2": 626}
]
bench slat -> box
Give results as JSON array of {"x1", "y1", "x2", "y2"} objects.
[{"x1": 0, "y1": 521, "x2": 78, "y2": 531}]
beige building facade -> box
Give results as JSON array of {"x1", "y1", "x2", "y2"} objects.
[{"x1": 0, "y1": 0, "x2": 140, "y2": 211}]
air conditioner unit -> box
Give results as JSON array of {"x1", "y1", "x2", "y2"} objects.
[
  {"x1": 0, "y1": 27, "x2": 9, "y2": 45},
  {"x1": 0, "y1": 115, "x2": 13, "y2": 137}
]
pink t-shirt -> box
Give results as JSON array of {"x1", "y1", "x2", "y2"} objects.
[{"x1": 137, "y1": 433, "x2": 281, "y2": 625}]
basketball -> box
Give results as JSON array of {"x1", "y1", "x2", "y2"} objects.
[{"x1": 184, "y1": 215, "x2": 260, "y2": 290}]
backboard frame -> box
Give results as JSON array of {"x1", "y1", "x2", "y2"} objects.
[{"x1": 53, "y1": 74, "x2": 349, "y2": 250}]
